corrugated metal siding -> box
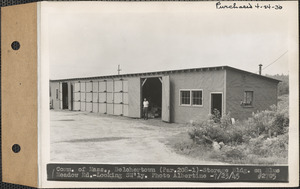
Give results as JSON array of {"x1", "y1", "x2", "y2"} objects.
[{"x1": 226, "y1": 69, "x2": 278, "y2": 121}]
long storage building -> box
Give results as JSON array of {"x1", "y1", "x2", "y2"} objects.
[{"x1": 49, "y1": 66, "x2": 280, "y2": 123}]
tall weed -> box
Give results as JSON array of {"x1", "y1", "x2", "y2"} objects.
[{"x1": 188, "y1": 103, "x2": 289, "y2": 164}]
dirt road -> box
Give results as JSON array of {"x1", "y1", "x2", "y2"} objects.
[{"x1": 51, "y1": 110, "x2": 222, "y2": 164}]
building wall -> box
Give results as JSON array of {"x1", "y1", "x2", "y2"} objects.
[
  {"x1": 50, "y1": 78, "x2": 130, "y2": 116},
  {"x1": 226, "y1": 69, "x2": 278, "y2": 121},
  {"x1": 50, "y1": 68, "x2": 278, "y2": 123},
  {"x1": 169, "y1": 70, "x2": 225, "y2": 123},
  {"x1": 50, "y1": 82, "x2": 60, "y2": 109}
]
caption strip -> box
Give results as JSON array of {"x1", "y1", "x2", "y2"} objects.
[{"x1": 47, "y1": 164, "x2": 288, "y2": 182}]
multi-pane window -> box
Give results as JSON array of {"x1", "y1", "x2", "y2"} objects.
[
  {"x1": 244, "y1": 91, "x2": 253, "y2": 106},
  {"x1": 192, "y1": 90, "x2": 203, "y2": 105},
  {"x1": 180, "y1": 91, "x2": 191, "y2": 105},
  {"x1": 180, "y1": 90, "x2": 203, "y2": 106}
]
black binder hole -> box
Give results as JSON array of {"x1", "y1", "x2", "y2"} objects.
[
  {"x1": 11, "y1": 41, "x2": 20, "y2": 50},
  {"x1": 12, "y1": 144, "x2": 21, "y2": 153}
]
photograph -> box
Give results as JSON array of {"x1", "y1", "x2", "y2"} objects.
[
  {"x1": 46, "y1": 1, "x2": 292, "y2": 167},
  {"x1": 0, "y1": 1, "x2": 297, "y2": 188}
]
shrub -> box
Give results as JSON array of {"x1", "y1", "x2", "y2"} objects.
[
  {"x1": 188, "y1": 113, "x2": 247, "y2": 145},
  {"x1": 209, "y1": 109, "x2": 221, "y2": 123},
  {"x1": 245, "y1": 105, "x2": 289, "y2": 137},
  {"x1": 187, "y1": 103, "x2": 289, "y2": 164}
]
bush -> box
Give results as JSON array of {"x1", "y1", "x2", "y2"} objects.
[
  {"x1": 246, "y1": 105, "x2": 289, "y2": 137},
  {"x1": 188, "y1": 113, "x2": 247, "y2": 145},
  {"x1": 209, "y1": 109, "x2": 221, "y2": 123},
  {"x1": 187, "y1": 103, "x2": 289, "y2": 164}
]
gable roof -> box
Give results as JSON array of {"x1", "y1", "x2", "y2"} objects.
[{"x1": 50, "y1": 65, "x2": 281, "y2": 83}]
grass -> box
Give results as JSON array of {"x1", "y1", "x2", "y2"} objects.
[{"x1": 167, "y1": 95, "x2": 289, "y2": 165}]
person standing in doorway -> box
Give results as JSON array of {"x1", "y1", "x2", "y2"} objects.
[{"x1": 143, "y1": 98, "x2": 149, "y2": 120}]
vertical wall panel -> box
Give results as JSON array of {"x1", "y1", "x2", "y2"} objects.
[
  {"x1": 80, "y1": 102, "x2": 86, "y2": 111},
  {"x1": 80, "y1": 93, "x2": 86, "y2": 102},
  {"x1": 50, "y1": 82, "x2": 60, "y2": 110},
  {"x1": 114, "y1": 80, "x2": 123, "y2": 92},
  {"x1": 162, "y1": 76, "x2": 170, "y2": 122},
  {"x1": 59, "y1": 82, "x2": 62, "y2": 109},
  {"x1": 92, "y1": 103, "x2": 98, "y2": 113},
  {"x1": 107, "y1": 81, "x2": 114, "y2": 92},
  {"x1": 107, "y1": 93, "x2": 113, "y2": 103},
  {"x1": 107, "y1": 104, "x2": 114, "y2": 114},
  {"x1": 123, "y1": 80, "x2": 128, "y2": 92},
  {"x1": 99, "y1": 81, "x2": 106, "y2": 92},
  {"x1": 80, "y1": 82, "x2": 86, "y2": 92},
  {"x1": 123, "y1": 93, "x2": 128, "y2": 104},
  {"x1": 114, "y1": 104, "x2": 123, "y2": 115},
  {"x1": 99, "y1": 103, "x2": 106, "y2": 113},
  {"x1": 73, "y1": 102, "x2": 80, "y2": 111},
  {"x1": 86, "y1": 82, "x2": 93, "y2": 92},
  {"x1": 92, "y1": 81, "x2": 99, "y2": 92},
  {"x1": 74, "y1": 93, "x2": 80, "y2": 101},
  {"x1": 74, "y1": 82, "x2": 80, "y2": 92},
  {"x1": 92, "y1": 93, "x2": 98, "y2": 102},
  {"x1": 123, "y1": 105, "x2": 129, "y2": 116},
  {"x1": 99, "y1": 93, "x2": 106, "y2": 103},
  {"x1": 128, "y1": 77, "x2": 141, "y2": 118},
  {"x1": 86, "y1": 102, "x2": 93, "y2": 112},
  {"x1": 114, "y1": 93, "x2": 123, "y2": 103},
  {"x1": 86, "y1": 93, "x2": 93, "y2": 102}
]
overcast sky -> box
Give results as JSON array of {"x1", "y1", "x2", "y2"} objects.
[{"x1": 45, "y1": 2, "x2": 295, "y2": 80}]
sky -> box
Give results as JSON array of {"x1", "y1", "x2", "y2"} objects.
[{"x1": 45, "y1": 2, "x2": 296, "y2": 80}]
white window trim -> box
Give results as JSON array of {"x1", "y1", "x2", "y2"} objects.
[
  {"x1": 191, "y1": 89, "x2": 203, "y2": 107},
  {"x1": 179, "y1": 89, "x2": 203, "y2": 107},
  {"x1": 179, "y1": 89, "x2": 191, "y2": 106}
]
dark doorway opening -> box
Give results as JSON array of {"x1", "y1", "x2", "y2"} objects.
[
  {"x1": 70, "y1": 84, "x2": 74, "y2": 110},
  {"x1": 142, "y1": 77, "x2": 162, "y2": 118},
  {"x1": 211, "y1": 93, "x2": 222, "y2": 117},
  {"x1": 62, "y1": 82, "x2": 68, "y2": 109}
]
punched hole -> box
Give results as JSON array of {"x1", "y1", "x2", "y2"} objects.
[
  {"x1": 12, "y1": 144, "x2": 21, "y2": 153},
  {"x1": 11, "y1": 41, "x2": 20, "y2": 50}
]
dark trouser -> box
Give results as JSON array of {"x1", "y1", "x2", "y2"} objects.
[{"x1": 143, "y1": 107, "x2": 148, "y2": 120}]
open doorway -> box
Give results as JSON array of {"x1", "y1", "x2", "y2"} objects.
[
  {"x1": 211, "y1": 93, "x2": 222, "y2": 117},
  {"x1": 62, "y1": 82, "x2": 68, "y2": 109},
  {"x1": 141, "y1": 77, "x2": 162, "y2": 119}
]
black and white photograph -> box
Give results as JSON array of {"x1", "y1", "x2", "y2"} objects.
[{"x1": 37, "y1": 1, "x2": 298, "y2": 187}]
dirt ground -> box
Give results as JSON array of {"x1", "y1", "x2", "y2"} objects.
[{"x1": 50, "y1": 110, "x2": 223, "y2": 164}]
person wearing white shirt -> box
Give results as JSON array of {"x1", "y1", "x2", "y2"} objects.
[{"x1": 143, "y1": 98, "x2": 149, "y2": 120}]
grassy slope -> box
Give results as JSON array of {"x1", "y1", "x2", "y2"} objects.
[{"x1": 167, "y1": 94, "x2": 289, "y2": 165}]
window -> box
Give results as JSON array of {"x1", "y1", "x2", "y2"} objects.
[
  {"x1": 192, "y1": 90, "x2": 203, "y2": 105},
  {"x1": 180, "y1": 90, "x2": 191, "y2": 105},
  {"x1": 56, "y1": 89, "x2": 59, "y2": 100},
  {"x1": 180, "y1": 89, "x2": 203, "y2": 106},
  {"x1": 244, "y1": 91, "x2": 253, "y2": 106}
]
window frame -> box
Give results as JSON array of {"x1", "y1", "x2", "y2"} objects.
[
  {"x1": 179, "y1": 89, "x2": 203, "y2": 107},
  {"x1": 179, "y1": 90, "x2": 191, "y2": 106},
  {"x1": 243, "y1": 91, "x2": 254, "y2": 107},
  {"x1": 191, "y1": 89, "x2": 203, "y2": 106}
]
